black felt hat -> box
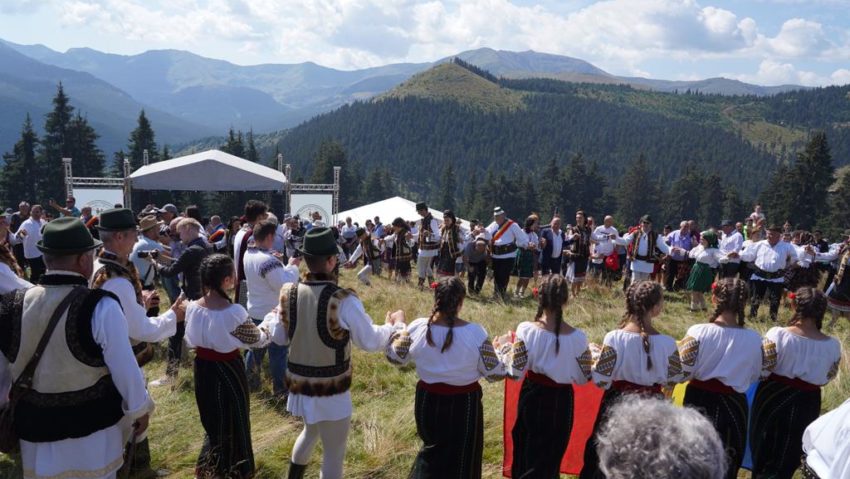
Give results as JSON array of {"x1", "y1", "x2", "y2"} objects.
[
  {"x1": 97, "y1": 208, "x2": 138, "y2": 231},
  {"x1": 37, "y1": 217, "x2": 102, "y2": 255},
  {"x1": 355, "y1": 227, "x2": 367, "y2": 237},
  {"x1": 640, "y1": 214, "x2": 653, "y2": 224},
  {"x1": 415, "y1": 202, "x2": 428, "y2": 211},
  {"x1": 298, "y1": 227, "x2": 341, "y2": 257}
]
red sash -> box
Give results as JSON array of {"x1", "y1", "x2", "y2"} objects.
[
  {"x1": 195, "y1": 347, "x2": 240, "y2": 362},
  {"x1": 492, "y1": 220, "x2": 515, "y2": 244}
]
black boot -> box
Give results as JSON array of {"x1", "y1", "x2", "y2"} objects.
[{"x1": 287, "y1": 462, "x2": 308, "y2": 479}]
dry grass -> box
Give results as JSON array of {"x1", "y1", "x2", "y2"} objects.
[{"x1": 1, "y1": 270, "x2": 848, "y2": 478}]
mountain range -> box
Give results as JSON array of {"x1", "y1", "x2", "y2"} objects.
[{"x1": 0, "y1": 38, "x2": 814, "y2": 157}]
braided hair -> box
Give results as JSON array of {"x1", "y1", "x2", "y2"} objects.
[
  {"x1": 534, "y1": 274, "x2": 569, "y2": 354},
  {"x1": 710, "y1": 277, "x2": 748, "y2": 327},
  {"x1": 425, "y1": 276, "x2": 467, "y2": 352},
  {"x1": 619, "y1": 280, "x2": 662, "y2": 369},
  {"x1": 789, "y1": 286, "x2": 828, "y2": 330},
  {"x1": 200, "y1": 253, "x2": 234, "y2": 303}
]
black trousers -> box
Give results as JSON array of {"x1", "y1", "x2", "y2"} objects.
[
  {"x1": 492, "y1": 257, "x2": 514, "y2": 297},
  {"x1": 12, "y1": 244, "x2": 26, "y2": 275},
  {"x1": 540, "y1": 256, "x2": 561, "y2": 276},
  {"x1": 719, "y1": 262, "x2": 741, "y2": 278},
  {"x1": 467, "y1": 260, "x2": 487, "y2": 293},
  {"x1": 750, "y1": 279, "x2": 783, "y2": 321},
  {"x1": 664, "y1": 258, "x2": 687, "y2": 291},
  {"x1": 166, "y1": 322, "x2": 186, "y2": 377},
  {"x1": 27, "y1": 256, "x2": 45, "y2": 284}
]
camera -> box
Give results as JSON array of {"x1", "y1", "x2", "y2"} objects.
[{"x1": 137, "y1": 250, "x2": 160, "y2": 259}]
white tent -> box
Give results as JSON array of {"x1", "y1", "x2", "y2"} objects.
[
  {"x1": 128, "y1": 149, "x2": 287, "y2": 191},
  {"x1": 337, "y1": 196, "x2": 469, "y2": 227}
]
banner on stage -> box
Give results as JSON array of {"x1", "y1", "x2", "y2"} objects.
[
  {"x1": 73, "y1": 187, "x2": 123, "y2": 215},
  {"x1": 290, "y1": 193, "x2": 333, "y2": 224}
]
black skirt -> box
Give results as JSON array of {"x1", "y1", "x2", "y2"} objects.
[
  {"x1": 511, "y1": 378, "x2": 574, "y2": 479},
  {"x1": 409, "y1": 383, "x2": 484, "y2": 479},
  {"x1": 194, "y1": 355, "x2": 255, "y2": 479},
  {"x1": 750, "y1": 377, "x2": 821, "y2": 479},
  {"x1": 683, "y1": 383, "x2": 748, "y2": 479}
]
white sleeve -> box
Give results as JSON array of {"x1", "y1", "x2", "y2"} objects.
[
  {"x1": 385, "y1": 328, "x2": 413, "y2": 366},
  {"x1": 338, "y1": 296, "x2": 400, "y2": 352},
  {"x1": 513, "y1": 224, "x2": 529, "y2": 248},
  {"x1": 740, "y1": 242, "x2": 759, "y2": 262},
  {"x1": 655, "y1": 234, "x2": 671, "y2": 255},
  {"x1": 497, "y1": 329, "x2": 528, "y2": 380},
  {"x1": 431, "y1": 219, "x2": 441, "y2": 242},
  {"x1": 92, "y1": 297, "x2": 153, "y2": 418},
  {"x1": 267, "y1": 264, "x2": 300, "y2": 293},
  {"x1": 688, "y1": 245, "x2": 700, "y2": 259},
  {"x1": 348, "y1": 244, "x2": 364, "y2": 264},
  {"x1": 0, "y1": 263, "x2": 31, "y2": 294},
  {"x1": 477, "y1": 330, "x2": 507, "y2": 382},
  {"x1": 614, "y1": 232, "x2": 633, "y2": 246},
  {"x1": 261, "y1": 310, "x2": 289, "y2": 346},
  {"x1": 100, "y1": 278, "x2": 177, "y2": 343}
]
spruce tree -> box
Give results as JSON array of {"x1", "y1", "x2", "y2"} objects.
[
  {"x1": 538, "y1": 158, "x2": 562, "y2": 220},
  {"x1": 37, "y1": 83, "x2": 74, "y2": 200},
  {"x1": 827, "y1": 170, "x2": 850, "y2": 238},
  {"x1": 617, "y1": 154, "x2": 658, "y2": 226},
  {"x1": 789, "y1": 131, "x2": 833, "y2": 229},
  {"x1": 246, "y1": 129, "x2": 258, "y2": 162},
  {"x1": 1, "y1": 115, "x2": 39, "y2": 207},
  {"x1": 66, "y1": 113, "x2": 105, "y2": 177},
  {"x1": 760, "y1": 163, "x2": 795, "y2": 226},
  {"x1": 128, "y1": 110, "x2": 159, "y2": 170},
  {"x1": 722, "y1": 188, "x2": 747, "y2": 224},
  {"x1": 698, "y1": 173, "x2": 724, "y2": 228},
  {"x1": 438, "y1": 164, "x2": 457, "y2": 211}
]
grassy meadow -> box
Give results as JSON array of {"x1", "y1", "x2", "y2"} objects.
[{"x1": 2, "y1": 269, "x2": 848, "y2": 478}]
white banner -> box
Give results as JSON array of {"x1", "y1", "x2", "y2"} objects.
[
  {"x1": 290, "y1": 193, "x2": 334, "y2": 225},
  {"x1": 73, "y1": 188, "x2": 124, "y2": 216}
]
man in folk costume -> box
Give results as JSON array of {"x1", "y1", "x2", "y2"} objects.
[
  {"x1": 90, "y1": 208, "x2": 186, "y2": 476},
  {"x1": 814, "y1": 230, "x2": 850, "y2": 328},
  {"x1": 734, "y1": 224, "x2": 798, "y2": 322},
  {"x1": 344, "y1": 227, "x2": 383, "y2": 285},
  {"x1": 718, "y1": 219, "x2": 744, "y2": 278},
  {"x1": 413, "y1": 202, "x2": 441, "y2": 289},
  {"x1": 234, "y1": 200, "x2": 269, "y2": 306},
  {"x1": 262, "y1": 227, "x2": 404, "y2": 479},
  {"x1": 615, "y1": 215, "x2": 674, "y2": 283},
  {"x1": 0, "y1": 217, "x2": 153, "y2": 479},
  {"x1": 485, "y1": 207, "x2": 529, "y2": 299}
]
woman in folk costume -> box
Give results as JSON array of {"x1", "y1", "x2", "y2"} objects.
[
  {"x1": 565, "y1": 210, "x2": 592, "y2": 297},
  {"x1": 785, "y1": 231, "x2": 822, "y2": 293},
  {"x1": 579, "y1": 281, "x2": 684, "y2": 479},
  {"x1": 436, "y1": 210, "x2": 465, "y2": 277},
  {"x1": 386, "y1": 276, "x2": 507, "y2": 478},
  {"x1": 685, "y1": 230, "x2": 724, "y2": 312},
  {"x1": 0, "y1": 242, "x2": 31, "y2": 293},
  {"x1": 495, "y1": 274, "x2": 592, "y2": 478},
  {"x1": 344, "y1": 227, "x2": 383, "y2": 286},
  {"x1": 513, "y1": 215, "x2": 539, "y2": 298},
  {"x1": 184, "y1": 254, "x2": 270, "y2": 478},
  {"x1": 383, "y1": 217, "x2": 414, "y2": 283},
  {"x1": 750, "y1": 287, "x2": 842, "y2": 479},
  {"x1": 739, "y1": 227, "x2": 762, "y2": 282},
  {"x1": 679, "y1": 278, "x2": 764, "y2": 479}
]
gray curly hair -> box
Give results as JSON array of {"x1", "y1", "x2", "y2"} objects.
[{"x1": 597, "y1": 397, "x2": 726, "y2": 479}]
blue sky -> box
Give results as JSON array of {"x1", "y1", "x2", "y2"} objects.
[{"x1": 1, "y1": 0, "x2": 849, "y2": 86}]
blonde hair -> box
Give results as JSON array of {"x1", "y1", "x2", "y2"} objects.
[{"x1": 177, "y1": 217, "x2": 202, "y2": 232}]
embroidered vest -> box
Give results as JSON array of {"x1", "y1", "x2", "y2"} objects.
[
  {"x1": 0, "y1": 277, "x2": 123, "y2": 442},
  {"x1": 418, "y1": 216, "x2": 438, "y2": 247},
  {"x1": 282, "y1": 281, "x2": 353, "y2": 397},
  {"x1": 629, "y1": 231, "x2": 659, "y2": 263},
  {"x1": 359, "y1": 236, "x2": 381, "y2": 264},
  {"x1": 392, "y1": 233, "x2": 413, "y2": 261},
  {"x1": 440, "y1": 225, "x2": 462, "y2": 259}
]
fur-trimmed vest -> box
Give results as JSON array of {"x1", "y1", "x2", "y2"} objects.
[
  {"x1": 281, "y1": 280, "x2": 353, "y2": 396},
  {"x1": 0, "y1": 274, "x2": 124, "y2": 442}
]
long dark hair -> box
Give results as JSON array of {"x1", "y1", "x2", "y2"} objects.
[
  {"x1": 534, "y1": 274, "x2": 569, "y2": 354},
  {"x1": 0, "y1": 243, "x2": 23, "y2": 278},
  {"x1": 789, "y1": 286, "x2": 827, "y2": 330},
  {"x1": 200, "y1": 254, "x2": 234, "y2": 303},
  {"x1": 711, "y1": 278, "x2": 748, "y2": 327},
  {"x1": 620, "y1": 281, "x2": 662, "y2": 369},
  {"x1": 524, "y1": 215, "x2": 537, "y2": 234},
  {"x1": 425, "y1": 276, "x2": 467, "y2": 352}
]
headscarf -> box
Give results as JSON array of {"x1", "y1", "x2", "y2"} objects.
[{"x1": 701, "y1": 230, "x2": 719, "y2": 249}]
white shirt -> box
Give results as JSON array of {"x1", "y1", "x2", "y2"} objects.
[
  {"x1": 549, "y1": 229, "x2": 564, "y2": 259},
  {"x1": 341, "y1": 224, "x2": 357, "y2": 240},
  {"x1": 498, "y1": 321, "x2": 591, "y2": 384},
  {"x1": 244, "y1": 248, "x2": 299, "y2": 319},
  {"x1": 19, "y1": 217, "x2": 46, "y2": 259},
  {"x1": 803, "y1": 398, "x2": 850, "y2": 479},
  {"x1": 348, "y1": 238, "x2": 382, "y2": 264},
  {"x1": 233, "y1": 226, "x2": 252, "y2": 279},
  {"x1": 615, "y1": 231, "x2": 671, "y2": 273},
  {"x1": 591, "y1": 329, "x2": 683, "y2": 389},
  {"x1": 761, "y1": 327, "x2": 842, "y2": 386},
  {"x1": 263, "y1": 295, "x2": 401, "y2": 424},
  {"x1": 679, "y1": 323, "x2": 763, "y2": 393},
  {"x1": 386, "y1": 317, "x2": 506, "y2": 385},
  {"x1": 485, "y1": 219, "x2": 530, "y2": 259},
  {"x1": 740, "y1": 240, "x2": 799, "y2": 283},
  {"x1": 185, "y1": 302, "x2": 270, "y2": 353},
  {"x1": 688, "y1": 245, "x2": 724, "y2": 268},
  {"x1": 0, "y1": 262, "x2": 31, "y2": 293},
  {"x1": 131, "y1": 236, "x2": 166, "y2": 287},
  {"x1": 0, "y1": 277, "x2": 152, "y2": 479},
  {"x1": 591, "y1": 226, "x2": 618, "y2": 259},
  {"x1": 719, "y1": 231, "x2": 743, "y2": 264}
]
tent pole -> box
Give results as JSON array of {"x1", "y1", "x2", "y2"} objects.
[
  {"x1": 285, "y1": 164, "x2": 292, "y2": 216},
  {"x1": 333, "y1": 166, "x2": 340, "y2": 226},
  {"x1": 63, "y1": 158, "x2": 73, "y2": 198},
  {"x1": 123, "y1": 158, "x2": 132, "y2": 210}
]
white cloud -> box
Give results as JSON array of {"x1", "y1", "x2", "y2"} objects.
[
  {"x1": 761, "y1": 18, "x2": 829, "y2": 58},
  {"x1": 733, "y1": 60, "x2": 850, "y2": 87},
  {"x1": 831, "y1": 69, "x2": 850, "y2": 85}
]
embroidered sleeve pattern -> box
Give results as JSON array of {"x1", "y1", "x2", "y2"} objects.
[
  {"x1": 386, "y1": 330, "x2": 412, "y2": 366},
  {"x1": 479, "y1": 339, "x2": 506, "y2": 382},
  {"x1": 577, "y1": 348, "x2": 593, "y2": 380},
  {"x1": 510, "y1": 340, "x2": 528, "y2": 372},
  {"x1": 826, "y1": 359, "x2": 840, "y2": 383},
  {"x1": 679, "y1": 336, "x2": 700, "y2": 368},
  {"x1": 666, "y1": 350, "x2": 683, "y2": 385},
  {"x1": 259, "y1": 259, "x2": 283, "y2": 279},
  {"x1": 230, "y1": 321, "x2": 262, "y2": 345},
  {"x1": 761, "y1": 338, "x2": 778, "y2": 374},
  {"x1": 594, "y1": 345, "x2": 617, "y2": 377}
]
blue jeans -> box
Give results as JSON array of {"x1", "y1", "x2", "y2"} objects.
[
  {"x1": 161, "y1": 275, "x2": 181, "y2": 303},
  {"x1": 245, "y1": 318, "x2": 288, "y2": 395}
]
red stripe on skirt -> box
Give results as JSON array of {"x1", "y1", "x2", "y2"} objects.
[
  {"x1": 417, "y1": 380, "x2": 481, "y2": 395},
  {"x1": 196, "y1": 347, "x2": 240, "y2": 361}
]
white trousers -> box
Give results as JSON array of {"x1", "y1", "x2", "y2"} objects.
[{"x1": 291, "y1": 416, "x2": 351, "y2": 479}]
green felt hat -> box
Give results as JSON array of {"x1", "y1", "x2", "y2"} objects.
[
  {"x1": 37, "y1": 217, "x2": 102, "y2": 255},
  {"x1": 97, "y1": 208, "x2": 137, "y2": 231},
  {"x1": 298, "y1": 227, "x2": 341, "y2": 257}
]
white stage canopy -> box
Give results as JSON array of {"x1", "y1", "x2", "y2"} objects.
[
  {"x1": 337, "y1": 196, "x2": 469, "y2": 227},
  {"x1": 128, "y1": 149, "x2": 287, "y2": 191}
]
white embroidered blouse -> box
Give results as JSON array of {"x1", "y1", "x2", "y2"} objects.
[
  {"x1": 591, "y1": 329, "x2": 683, "y2": 389},
  {"x1": 679, "y1": 322, "x2": 763, "y2": 393},
  {"x1": 497, "y1": 321, "x2": 592, "y2": 384},
  {"x1": 761, "y1": 327, "x2": 842, "y2": 386}
]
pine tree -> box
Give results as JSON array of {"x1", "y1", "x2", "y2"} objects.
[
  {"x1": 128, "y1": 110, "x2": 159, "y2": 170},
  {"x1": 363, "y1": 168, "x2": 387, "y2": 203},
  {"x1": 698, "y1": 173, "x2": 724, "y2": 228},
  {"x1": 161, "y1": 145, "x2": 171, "y2": 161},
  {"x1": 110, "y1": 150, "x2": 127, "y2": 178},
  {"x1": 760, "y1": 163, "x2": 795, "y2": 226},
  {"x1": 827, "y1": 170, "x2": 850, "y2": 238},
  {"x1": 246, "y1": 129, "x2": 259, "y2": 162},
  {"x1": 617, "y1": 154, "x2": 657, "y2": 226},
  {"x1": 1, "y1": 115, "x2": 39, "y2": 207},
  {"x1": 462, "y1": 169, "x2": 478, "y2": 219},
  {"x1": 789, "y1": 131, "x2": 834, "y2": 229},
  {"x1": 722, "y1": 188, "x2": 747, "y2": 224},
  {"x1": 37, "y1": 83, "x2": 74, "y2": 200},
  {"x1": 65, "y1": 113, "x2": 105, "y2": 177},
  {"x1": 538, "y1": 158, "x2": 562, "y2": 220},
  {"x1": 438, "y1": 164, "x2": 457, "y2": 211}
]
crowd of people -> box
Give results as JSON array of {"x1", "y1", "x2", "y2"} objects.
[{"x1": 0, "y1": 196, "x2": 846, "y2": 479}]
